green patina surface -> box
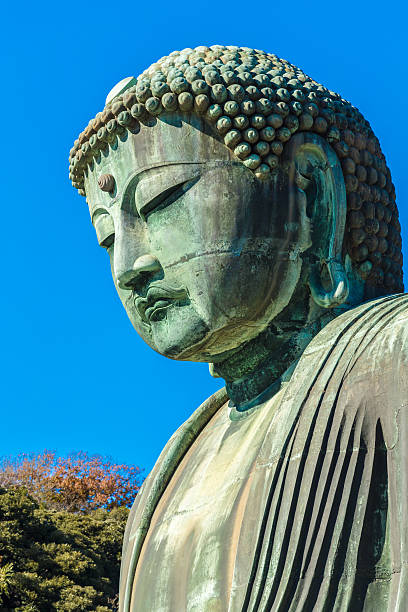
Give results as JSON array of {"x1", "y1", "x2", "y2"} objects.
[{"x1": 70, "y1": 45, "x2": 406, "y2": 611}]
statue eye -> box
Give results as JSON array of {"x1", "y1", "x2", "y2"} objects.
[
  {"x1": 94, "y1": 212, "x2": 115, "y2": 248},
  {"x1": 136, "y1": 172, "x2": 200, "y2": 220},
  {"x1": 140, "y1": 179, "x2": 197, "y2": 219}
]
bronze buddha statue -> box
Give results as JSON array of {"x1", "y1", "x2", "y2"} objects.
[{"x1": 70, "y1": 45, "x2": 407, "y2": 611}]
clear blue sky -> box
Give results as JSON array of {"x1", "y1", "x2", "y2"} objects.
[{"x1": 1, "y1": 0, "x2": 406, "y2": 474}]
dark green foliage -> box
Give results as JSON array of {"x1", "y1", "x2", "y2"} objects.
[{"x1": 0, "y1": 487, "x2": 128, "y2": 611}]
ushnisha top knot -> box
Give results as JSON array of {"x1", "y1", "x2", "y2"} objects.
[{"x1": 69, "y1": 45, "x2": 402, "y2": 294}]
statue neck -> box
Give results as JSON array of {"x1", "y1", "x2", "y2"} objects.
[{"x1": 212, "y1": 295, "x2": 336, "y2": 410}]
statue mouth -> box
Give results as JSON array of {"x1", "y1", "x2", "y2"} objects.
[
  {"x1": 145, "y1": 299, "x2": 173, "y2": 322},
  {"x1": 134, "y1": 284, "x2": 188, "y2": 323}
]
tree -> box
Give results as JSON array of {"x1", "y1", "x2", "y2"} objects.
[
  {"x1": 0, "y1": 486, "x2": 128, "y2": 610},
  {"x1": 0, "y1": 452, "x2": 143, "y2": 608},
  {"x1": 0, "y1": 451, "x2": 143, "y2": 513}
]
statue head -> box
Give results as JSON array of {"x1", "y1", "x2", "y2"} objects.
[{"x1": 69, "y1": 46, "x2": 403, "y2": 364}]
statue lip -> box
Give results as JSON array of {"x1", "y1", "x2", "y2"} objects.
[
  {"x1": 134, "y1": 283, "x2": 188, "y2": 323},
  {"x1": 144, "y1": 299, "x2": 173, "y2": 322}
]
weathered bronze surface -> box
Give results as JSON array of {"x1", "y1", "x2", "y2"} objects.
[{"x1": 70, "y1": 46, "x2": 407, "y2": 611}]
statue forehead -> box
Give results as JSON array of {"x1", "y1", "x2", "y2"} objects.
[{"x1": 87, "y1": 114, "x2": 231, "y2": 183}]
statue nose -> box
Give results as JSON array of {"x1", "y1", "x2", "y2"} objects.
[{"x1": 116, "y1": 254, "x2": 161, "y2": 290}]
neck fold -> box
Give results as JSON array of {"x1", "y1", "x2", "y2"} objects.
[{"x1": 213, "y1": 308, "x2": 335, "y2": 410}]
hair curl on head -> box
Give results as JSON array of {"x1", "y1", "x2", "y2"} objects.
[{"x1": 69, "y1": 45, "x2": 403, "y2": 295}]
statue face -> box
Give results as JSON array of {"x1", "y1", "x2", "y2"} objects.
[{"x1": 84, "y1": 114, "x2": 306, "y2": 361}]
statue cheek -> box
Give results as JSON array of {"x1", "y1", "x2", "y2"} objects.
[{"x1": 179, "y1": 251, "x2": 289, "y2": 325}]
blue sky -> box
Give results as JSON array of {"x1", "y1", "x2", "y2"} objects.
[{"x1": 1, "y1": 0, "x2": 406, "y2": 474}]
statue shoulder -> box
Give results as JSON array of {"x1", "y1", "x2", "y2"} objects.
[
  {"x1": 343, "y1": 293, "x2": 408, "y2": 356},
  {"x1": 370, "y1": 293, "x2": 408, "y2": 355},
  {"x1": 340, "y1": 294, "x2": 408, "y2": 413},
  {"x1": 329, "y1": 294, "x2": 408, "y2": 449}
]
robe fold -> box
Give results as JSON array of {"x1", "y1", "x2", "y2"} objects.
[{"x1": 119, "y1": 294, "x2": 408, "y2": 611}]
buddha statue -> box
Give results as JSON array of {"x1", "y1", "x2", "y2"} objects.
[{"x1": 69, "y1": 46, "x2": 408, "y2": 611}]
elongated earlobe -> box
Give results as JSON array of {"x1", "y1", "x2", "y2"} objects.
[
  {"x1": 309, "y1": 259, "x2": 349, "y2": 308},
  {"x1": 284, "y1": 133, "x2": 350, "y2": 310}
]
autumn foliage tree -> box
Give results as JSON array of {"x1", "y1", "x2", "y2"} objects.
[
  {"x1": 0, "y1": 451, "x2": 143, "y2": 513},
  {"x1": 0, "y1": 452, "x2": 144, "y2": 610}
]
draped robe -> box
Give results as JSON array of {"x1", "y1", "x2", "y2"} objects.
[{"x1": 119, "y1": 294, "x2": 408, "y2": 611}]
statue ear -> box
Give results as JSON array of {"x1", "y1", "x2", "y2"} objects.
[{"x1": 282, "y1": 132, "x2": 349, "y2": 308}]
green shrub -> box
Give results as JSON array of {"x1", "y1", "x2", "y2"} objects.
[{"x1": 0, "y1": 487, "x2": 128, "y2": 611}]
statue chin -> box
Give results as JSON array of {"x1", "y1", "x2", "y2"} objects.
[
  {"x1": 147, "y1": 303, "x2": 210, "y2": 359},
  {"x1": 123, "y1": 279, "x2": 302, "y2": 362},
  {"x1": 125, "y1": 299, "x2": 265, "y2": 362}
]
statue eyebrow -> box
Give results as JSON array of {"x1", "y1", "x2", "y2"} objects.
[
  {"x1": 127, "y1": 159, "x2": 242, "y2": 183},
  {"x1": 131, "y1": 161, "x2": 206, "y2": 181}
]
